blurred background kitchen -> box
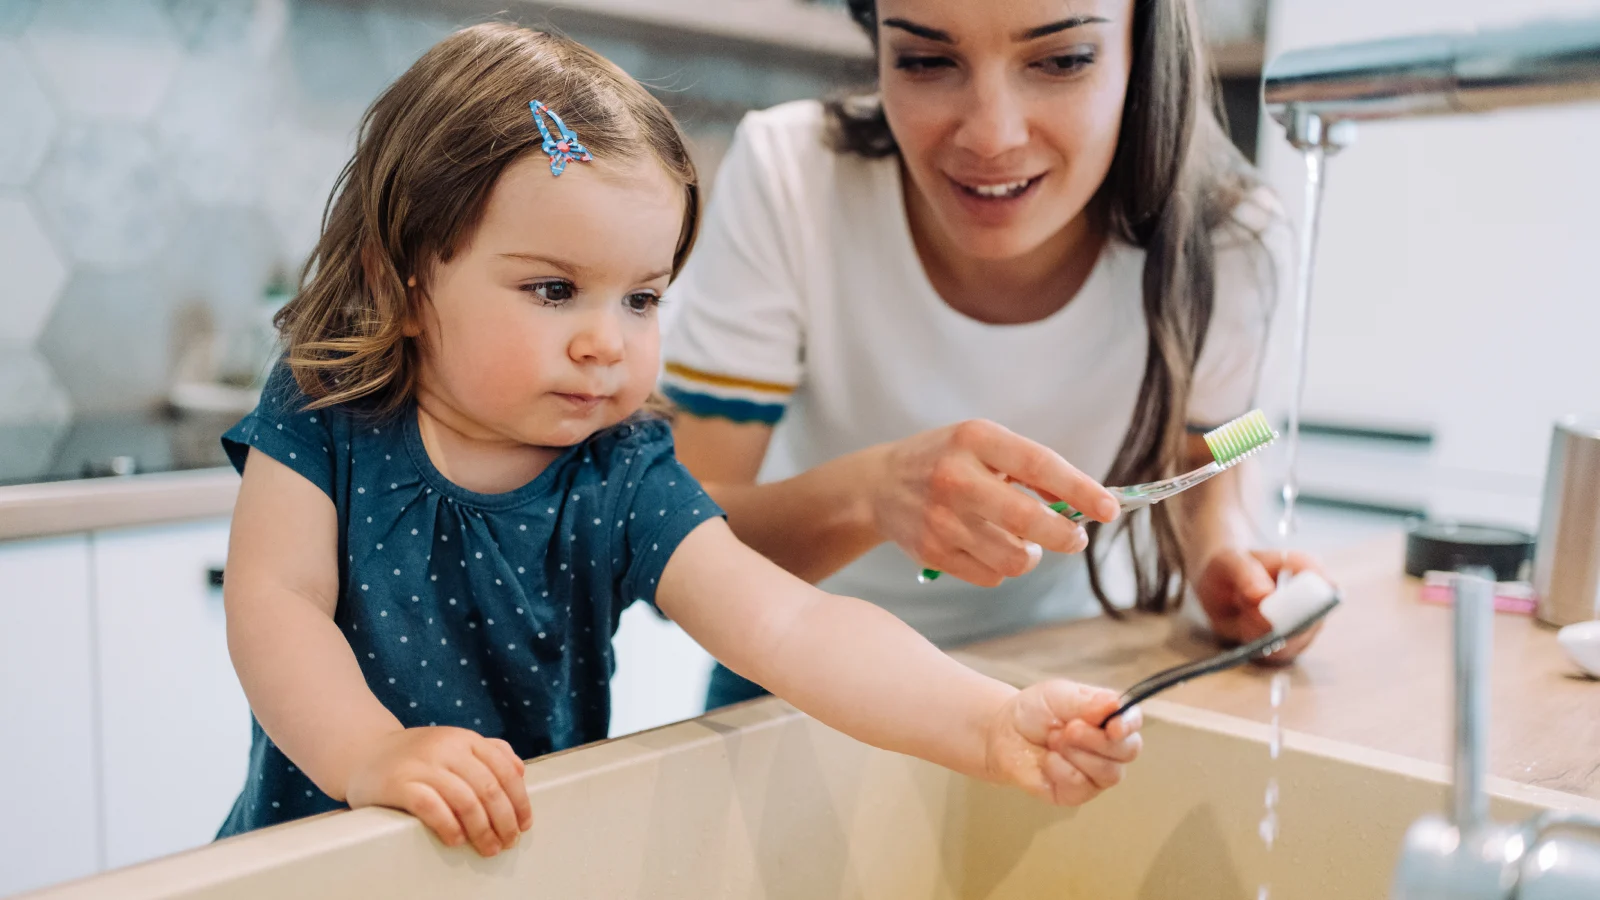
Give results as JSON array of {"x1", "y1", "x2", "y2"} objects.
[{"x1": 1, "y1": 0, "x2": 1596, "y2": 896}]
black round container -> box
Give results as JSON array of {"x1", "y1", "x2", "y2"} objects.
[{"x1": 1403, "y1": 520, "x2": 1535, "y2": 581}]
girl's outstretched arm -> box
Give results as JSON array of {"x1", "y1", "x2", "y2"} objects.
[
  {"x1": 225, "y1": 449, "x2": 530, "y2": 855},
  {"x1": 656, "y1": 519, "x2": 1142, "y2": 805}
]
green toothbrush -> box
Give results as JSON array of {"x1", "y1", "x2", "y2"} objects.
[{"x1": 917, "y1": 409, "x2": 1280, "y2": 583}]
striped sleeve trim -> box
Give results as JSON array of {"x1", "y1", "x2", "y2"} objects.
[
  {"x1": 663, "y1": 362, "x2": 795, "y2": 396},
  {"x1": 662, "y1": 384, "x2": 787, "y2": 425}
]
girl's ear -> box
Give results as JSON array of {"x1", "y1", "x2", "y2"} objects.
[
  {"x1": 400, "y1": 274, "x2": 423, "y2": 338},
  {"x1": 360, "y1": 239, "x2": 425, "y2": 338}
]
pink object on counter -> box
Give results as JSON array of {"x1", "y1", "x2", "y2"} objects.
[{"x1": 1417, "y1": 570, "x2": 1537, "y2": 615}]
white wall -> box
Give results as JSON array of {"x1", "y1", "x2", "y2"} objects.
[{"x1": 1258, "y1": 0, "x2": 1600, "y2": 527}]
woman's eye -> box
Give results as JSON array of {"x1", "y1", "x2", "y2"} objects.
[
  {"x1": 624, "y1": 291, "x2": 660, "y2": 314},
  {"x1": 524, "y1": 280, "x2": 575, "y2": 304},
  {"x1": 894, "y1": 54, "x2": 955, "y2": 74},
  {"x1": 1036, "y1": 52, "x2": 1096, "y2": 76}
]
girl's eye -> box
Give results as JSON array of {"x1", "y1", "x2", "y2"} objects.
[
  {"x1": 524, "y1": 280, "x2": 575, "y2": 304},
  {"x1": 1035, "y1": 51, "x2": 1096, "y2": 76},
  {"x1": 624, "y1": 291, "x2": 660, "y2": 314},
  {"x1": 894, "y1": 54, "x2": 955, "y2": 74}
]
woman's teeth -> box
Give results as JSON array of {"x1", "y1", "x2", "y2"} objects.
[{"x1": 963, "y1": 177, "x2": 1035, "y2": 198}]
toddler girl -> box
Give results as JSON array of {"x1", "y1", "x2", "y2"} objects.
[{"x1": 218, "y1": 22, "x2": 1139, "y2": 857}]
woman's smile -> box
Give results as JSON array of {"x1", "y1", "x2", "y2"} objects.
[{"x1": 946, "y1": 172, "x2": 1048, "y2": 224}]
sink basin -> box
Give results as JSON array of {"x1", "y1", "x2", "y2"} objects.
[{"x1": 24, "y1": 658, "x2": 1600, "y2": 900}]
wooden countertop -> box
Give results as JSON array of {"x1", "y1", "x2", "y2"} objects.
[
  {"x1": 0, "y1": 468, "x2": 239, "y2": 541},
  {"x1": 961, "y1": 533, "x2": 1600, "y2": 801}
]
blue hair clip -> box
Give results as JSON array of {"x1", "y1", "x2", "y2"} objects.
[{"x1": 529, "y1": 100, "x2": 593, "y2": 177}]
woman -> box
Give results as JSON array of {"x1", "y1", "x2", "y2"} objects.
[{"x1": 661, "y1": 0, "x2": 1322, "y2": 710}]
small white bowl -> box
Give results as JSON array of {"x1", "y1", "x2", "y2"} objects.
[{"x1": 1557, "y1": 620, "x2": 1600, "y2": 678}]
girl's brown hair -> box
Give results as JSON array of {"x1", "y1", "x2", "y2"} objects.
[
  {"x1": 278, "y1": 22, "x2": 700, "y2": 414},
  {"x1": 828, "y1": 1, "x2": 1273, "y2": 616}
]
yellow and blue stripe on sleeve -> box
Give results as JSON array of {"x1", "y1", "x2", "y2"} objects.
[{"x1": 660, "y1": 362, "x2": 794, "y2": 426}]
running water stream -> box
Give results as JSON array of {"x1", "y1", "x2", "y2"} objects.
[
  {"x1": 1257, "y1": 132, "x2": 1337, "y2": 900},
  {"x1": 1275, "y1": 144, "x2": 1332, "y2": 566}
]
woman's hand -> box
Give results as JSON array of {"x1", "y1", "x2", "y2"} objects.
[
  {"x1": 344, "y1": 727, "x2": 532, "y2": 857},
  {"x1": 1193, "y1": 548, "x2": 1328, "y2": 664},
  {"x1": 871, "y1": 420, "x2": 1119, "y2": 586},
  {"x1": 984, "y1": 680, "x2": 1143, "y2": 806}
]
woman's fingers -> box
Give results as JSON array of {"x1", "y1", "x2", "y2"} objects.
[
  {"x1": 1251, "y1": 549, "x2": 1324, "y2": 579},
  {"x1": 912, "y1": 504, "x2": 1015, "y2": 585},
  {"x1": 1258, "y1": 621, "x2": 1322, "y2": 665},
  {"x1": 957, "y1": 517, "x2": 1044, "y2": 581},
  {"x1": 963, "y1": 477, "x2": 1090, "y2": 560},
  {"x1": 959, "y1": 422, "x2": 1118, "y2": 523},
  {"x1": 889, "y1": 420, "x2": 1111, "y2": 580}
]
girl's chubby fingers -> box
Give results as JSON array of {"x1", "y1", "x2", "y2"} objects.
[
  {"x1": 1012, "y1": 680, "x2": 1120, "y2": 745},
  {"x1": 1048, "y1": 708, "x2": 1144, "y2": 764},
  {"x1": 397, "y1": 781, "x2": 467, "y2": 848},
  {"x1": 449, "y1": 754, "x2": 522, "y2": 851},
  {"x1": 478, "y1": 739, "x2": 532, "y2": 832},
  {"x1": 430, "y1": 769, "x2": 501, "y2": 857},
  {"x1": 1054, "y1": 745, "x2": 1127, "y2": 791},
  {"x1": 1105, "y1": 704, "x2": 1143, "y2": 744},
  {"x1": 1040, "y1": 751, "x2": 1103, "y2": 806}
]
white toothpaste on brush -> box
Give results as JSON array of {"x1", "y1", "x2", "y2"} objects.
[{"x1": 1258, "y1": 570, "x2": 1338, "y2": 635}]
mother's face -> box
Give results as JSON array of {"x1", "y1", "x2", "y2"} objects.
[{"x1": 876, "y1": 0, "x2": 1134, "y2": 261}]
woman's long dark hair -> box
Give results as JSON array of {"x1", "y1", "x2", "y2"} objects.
[{"x1": 828, "y1": 0, "x2": 1271, "y2": 615}]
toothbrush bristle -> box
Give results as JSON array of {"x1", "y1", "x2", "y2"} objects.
[{"x1": 1204, "y1": 409, "x2": 1278, "y2": 466}]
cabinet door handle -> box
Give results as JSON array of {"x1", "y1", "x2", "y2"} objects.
[{"x1": 207, "y1": 567, "x2": 225, "y2": 588}]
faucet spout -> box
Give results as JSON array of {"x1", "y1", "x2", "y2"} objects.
[
  {"x1": 1452, "y1": 571, "x2": 1494, "y2": 834},
  {"x1": 1263, "y1": 16, "x2": 1600, "y2": 128},
  {"x1": 1391, "y1": 572, "x2": 1600, "y2": 899}
]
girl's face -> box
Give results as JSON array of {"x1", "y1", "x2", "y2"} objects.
[
  {"x1": 876, "y1": 0, "x2": 1134, "y2": 261},
  {"x1": 410, "y1": 153, "x2": 684, "y2": 449}
]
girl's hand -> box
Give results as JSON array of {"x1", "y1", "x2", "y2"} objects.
[
  {"x1": 344, "y1": 727, "x2": 532, "y2": 857},
  {"x1": 1193, "y1": 548, "x2": 1328, "y2": 664},
  {"x1": 984, "y1": 680, "x2": 1143, "y2": 806},
  {"x1": 872, "y1": 420, "x2": 1120, "y2": 586}
]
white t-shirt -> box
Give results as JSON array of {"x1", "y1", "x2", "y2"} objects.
[{"x1": 662, "y1": 100, "x2": 1290, "y2": 647}]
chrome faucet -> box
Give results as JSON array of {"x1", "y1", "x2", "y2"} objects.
[
  {"x1": 1262, "y1": 19, "x2": 1600, "y2": 897},
  {"x1": 1263, "y1": 16, "x2": 1600, "y2": 151},
  {"x1": 1389, "y1": 573, "x2": 1600, "y2": 900}
]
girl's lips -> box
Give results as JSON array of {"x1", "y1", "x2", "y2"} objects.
[{"x1": 554, "y1": 392, "x2": 607, "y2": 411}]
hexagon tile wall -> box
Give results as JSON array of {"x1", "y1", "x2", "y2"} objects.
[{"x1": 0, "y1": 0, "x2": 857, "y2": 479}]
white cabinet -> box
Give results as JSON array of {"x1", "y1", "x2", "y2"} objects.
[
  {"x1": 0, "y1": 535, "x2": 99, "y2": 897},
  {"x1": 0, "y1": 511, "x2": 711, "y2": 895},
  {"x1": 91, "y1": 518, "x2": 250, "y2": 871}
]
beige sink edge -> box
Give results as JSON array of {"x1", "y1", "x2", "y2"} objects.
[{"x1": 21, "y1": 656, "x2": 1600, "y2": 900}]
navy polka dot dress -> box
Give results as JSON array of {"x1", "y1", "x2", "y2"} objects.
[{"x1": 215, "y1": 363, "x2": 722, "y2": 838}]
